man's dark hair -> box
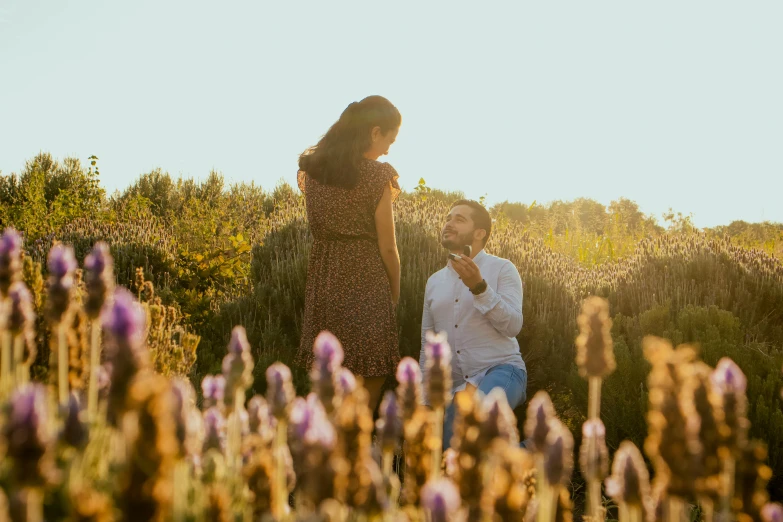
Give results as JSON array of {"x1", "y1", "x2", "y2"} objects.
[{"x1": 450, "y1": 199, "x2": 492, "y2": 245}]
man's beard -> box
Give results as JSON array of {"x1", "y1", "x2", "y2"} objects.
[{"x1": 441, "y1": 230, "x2": 473, "y2": 250}]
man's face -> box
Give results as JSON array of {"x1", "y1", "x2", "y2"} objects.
[{"x1": 441, "y1": 204, "x2": 478, "y2": 250}]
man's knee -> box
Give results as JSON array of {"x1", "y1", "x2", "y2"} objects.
[{"x1": 482, "y1": 365, "x2": 527, "y2": 409}]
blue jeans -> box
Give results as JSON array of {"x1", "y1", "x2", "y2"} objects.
[{"x1": 442, "y1": 364, "x2": 528, "y2": 450}]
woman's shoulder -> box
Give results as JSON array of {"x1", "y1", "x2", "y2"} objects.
[
  {"x1": 361, "y1": 159, "x2": 400, "y2": 204},
  {"x1": 361, "y1": 158, "x2": 399, "y2": 183}
]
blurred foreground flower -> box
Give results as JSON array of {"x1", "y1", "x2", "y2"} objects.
[
  {"x1": 103, "y1": 287, "x2": 149, "y2": 427},
  {"x1": 421, "y1": 477, "x2": 461, "y2": 522}
]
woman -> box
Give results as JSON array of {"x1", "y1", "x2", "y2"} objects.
[{"x1": 294, "y1": 95, "x2": 402, "y2": 412}]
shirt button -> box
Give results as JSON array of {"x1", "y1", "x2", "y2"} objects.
[
  {"x1": 454, "y1": 325, "x2": 458, "y2": 328},
  {"x1": 457, "y1": 350, "x2": 461, "y2": 354},
  {"x1": 464, "y1": 375, "x2": 468, "y2": 379},
  {"x1": 455, "y1": 299, "x2": 459, "y2": 303}
]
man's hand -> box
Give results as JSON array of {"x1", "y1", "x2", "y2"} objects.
[{"x1": 451, "y1": 255, "x2": 484, "y2": 290}]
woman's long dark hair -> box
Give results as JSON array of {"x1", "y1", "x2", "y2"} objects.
[{"x1": 299, "y1": 96, "x2": 401, "y2": 189}]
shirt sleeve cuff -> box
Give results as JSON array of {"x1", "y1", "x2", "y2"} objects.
[{"x1": 472, "y1": 284, "x2": 501, "y2": 314}]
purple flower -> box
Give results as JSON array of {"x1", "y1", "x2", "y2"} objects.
[
  {"x1": 84, "y1": 242, "x2": 110, "y2": 275},
  {"x1": 266, "y1": 363, "x2": 294, "y2": 420},
  {"x1": 102, "y1": 288, "x2": 148, "y2": 427},
  {"x1": 83, "y1": 242, "x2": 114, "y2": 319},
  {"x1": 0, "y1": 228, "x2": 23, "y2": 296},
  {"x1": 604, "y1": 440, "x2": 650, "y2": 507},
  {"x1": 337, "y1": 368, "x2": 357, "y2": 395},
  {"x1": 524, "y1": 390, "x2": 556, "y2": 453},
  {"x1": 424, "y1": 330, "x2": 452, "y2": 367},
  {"x1": 543, "y1": 421, "x2": 574, "y2": 486},
  {"x1": 61, "y1": 392, "x2": 87, "y2": 449},
  {"x1": 8, "y1": 384, "x2": 46, "y2": 440},
  {"x1": 582, "y1": 418, "x2": 606, "y2": 439},
  {"x1": 306, "y1": 415, "x2": 336, "y2": 449},
  {"x1": 102, "y1": 287, "x2": 147, "y2": 354},
  {"x1": 313, "y1": 330, "x2": 344, "y2": 372},
  {"x1": 762, "y1": 503, "x2": 783, "y2": 522},
  {"x1": 202, "y1": 407, "x2": 226, "y2": 453},
  {"x1": 3, "y1": 384, "x2": 51, "y2": 487},
  {"x1": 0, "y1": 228, "x2": 22, "y2": 258},
  {"x1": 579, "y1": 419, "x2": 609, "y2": 482},
  {"x1": 423, "y1": 331, "x2": 452, "y2": 409},
  {"x1": 303, "y1": 396, "x2": 335, "y2": 447},
  {"x1": 201, "y1": 375, "x2": 226, "y2": 408},
  {"x1": 45, "y1": 243, "x2": 78, "y2": 323},
  {"x1": 47, "y1": 243, "x2": 78, "y2": 279},
  {"x1": 396, "y1": 357, "x2": 423, "y2": 420},
  {"x1": 289, "y1": 397, "x2": 312, "y2": 438},
  {"x1": 7, "y1": 281, "x2": 35, "y2": 335},
  {"x1": 227, "y1": 325, "x2": 251, "y2": 356},
  {"x1": 247, "y1": 395, "x2": 270, "y2": 434},
  {"x1": 396, "y1": 357, "x2": 422, "y2": 385},
  {"x1": 375, "y1": 390, "x2": 402, "y2": 452},
  {"x1": 420, "y1": 478, "x2": 461, "y2": 522},
  {"x1": 711, "y1": 357, "x2": 747, "y2": 395},
  {"x1": 481, "y1": 387, "x2": 519, "y2": 445},
  {"x1": 290, "y1": 394, "x2": 336, "y2": 449},
  {"x1": 222, "y1": 326, "x2": 255, "y2": 408}
]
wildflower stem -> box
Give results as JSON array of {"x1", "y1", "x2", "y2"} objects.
[
  {"x1": 383, "y1": 449, "x2": 401, "y2": 516},
  {"x1": 26, "y1": 487, "x2": 44, "y2": 522},
  {"x1": 88, "y1": 320, "x2": 101, "y2": 422},
  {"x1": 668, "y1": 496, "x2": 686, "y2": 522},
  {"x1": 719, "y1": 458, "x2": 735, "y2": 522},
  {"x1": 383, "y1": 449, "x2": 393, "y2": 478},
  {"x1": 536, "y1": 453, "x2": 554, "y2": 522},
  {"x1": 618, "y1": 502, "x2": 629, "y2": 522},
  {"x1": 13, "y1": 333, "x2": 26, "y2": 385},
  {"x1": 701, "y1": 499, "x2": 714, "y2": 522},
  {"x1": 273, "y1": 420, "x2": 289, "y2": 520},
  {"x1": 228, "y1": 389, "x2": 244, "y2": 472},
  {"x1": 1, "y1": 330, "x2": 11, "y2": 398},
  {"x1": 586, "y1": 377, "x2": 603, "y2": 520},
  {"x1": 172, "y1": 460, "x2": 188, "y2": 522},
  {"x1": 431, "y1": 406, "x2": 444, "y2": 480},
  {"x1": 58, "y1": 321, "x2": 68, "y2": 410},
  {"x1": 537, "y1": 483, "x2": 559, "y2": 522},
  {"x1": 588, "y1": 478, "x2": 602, "y2": 521},
  {"x1": 620, "y1": 502, "x2": 642, "y2": 522},
  {"x1": 588, "y1": 376, "x2": 602, "y2": 421}
]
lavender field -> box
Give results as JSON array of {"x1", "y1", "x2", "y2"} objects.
[{"x1": 0, "y1": 153, "x2": 782, "y2": 521}]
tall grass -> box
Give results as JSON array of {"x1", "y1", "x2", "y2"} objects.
[{"x1": 0, "y1": 231, "x2": 781, "y2": 521}]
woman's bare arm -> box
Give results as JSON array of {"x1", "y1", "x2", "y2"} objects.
[{"x1": 375, "y1": 182, "x2": 400, "y2": 305}]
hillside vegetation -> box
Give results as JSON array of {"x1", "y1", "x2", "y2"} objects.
[{"x1": 2, "y1": 152, "x2": 782, "y2": 503}]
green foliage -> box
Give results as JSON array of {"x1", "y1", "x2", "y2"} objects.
[
  {"x1": 0, "y1": 153, "x2": 105, "y2": 239},
  {"x1": 708, "y1": 220, "x2": 783, "y2": 258},
  {"x1": 135, "y1": 270, "x2": 201, "y2": 378},
  {"x1": 491, "y1": 197, "x2": 665, "y2": 266},
  {"x1": 4, "y1": 152, "x2": 782, "y2": 500}
]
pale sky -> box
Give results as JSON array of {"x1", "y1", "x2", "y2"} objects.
[{"x1": 1, "y1": 1, "x2": 781, "y2": 228}]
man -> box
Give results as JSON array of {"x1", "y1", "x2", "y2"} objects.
[{"x1": 419, "y1": 199, "x2": 528, "y2": 450}]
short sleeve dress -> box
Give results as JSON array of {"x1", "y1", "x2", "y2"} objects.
[{"x1": 294, "y1": 159, "x2": 402, "y2": 378}]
